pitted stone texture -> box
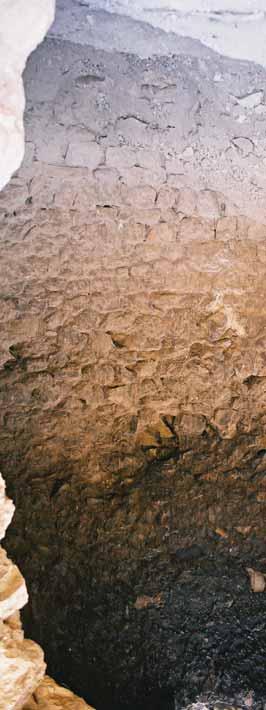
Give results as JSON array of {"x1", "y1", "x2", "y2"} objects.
[
  {"x1": 2, "y1": 28, "x2": 266, "y2": 710},
  {"x1": 1, "y1": 196, "x2": 266, "y2": 707},
  {"x1": 1, "y1": 202, "x2": 266, "y2": 500}
]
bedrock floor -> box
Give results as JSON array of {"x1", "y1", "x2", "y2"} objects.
[{"x1": 1, "y1": 7, "x2": 266, "y2": 710}]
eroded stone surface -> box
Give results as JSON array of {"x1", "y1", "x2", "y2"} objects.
[
  {"x1": 2, "y1": 193, "x2": 266, "y2": 708},
  {"x1": 1, "y1": 21, "x2": 266, "y2": 710}
]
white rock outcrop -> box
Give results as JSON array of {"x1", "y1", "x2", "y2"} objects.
[
  {"x1": 0, "y1": 0, "x2": 55, "y2": 191},
  {"x1": 0, "y1": 474, "x2": 14, "y2": 541},
  {"x1": 0, "y1": 474, "x2": 46, "y2": 709}
]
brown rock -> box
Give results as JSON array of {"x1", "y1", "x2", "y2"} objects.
[
  {"x1": 0, "y1": 548, "x2": 27, "y2": 621},
  {"x1": 24, "y1": 676, "x2": 95, "y2": 710},
  {"x1": 246, "y1": 568, "x2": 266, "y2": 593},
  {"x1": 134, "y1": 594, "x2": 163, "y2": 610}
]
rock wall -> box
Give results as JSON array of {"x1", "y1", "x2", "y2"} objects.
[
  {"x1": 3, "y1": 190, "x2": 266, "y2": 709},
  {"x1": 1, "y1": 16, "x2": 266, "y2": 710},
  {"x1": 0, "y1": 3, "x2": 97, "y2": 707}
]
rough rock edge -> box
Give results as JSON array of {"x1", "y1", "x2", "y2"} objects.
[
  {"x1": 0, "y1": 471, "x2": 95, "y2": 709},
  {"x1": 24, "y1": 676, "x2": 95, "y2": 709},
  {"x1": 0, "y1": 472, "x2": 45, "y2": 709}
]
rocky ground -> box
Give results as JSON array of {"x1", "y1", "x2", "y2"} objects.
[{"x1": 1, "y1": 4, "x2": 266, "y2": 710}]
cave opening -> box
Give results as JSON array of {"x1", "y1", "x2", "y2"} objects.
[{"x1": 1, "y1": 1, "x2": 266, "y2": 709}]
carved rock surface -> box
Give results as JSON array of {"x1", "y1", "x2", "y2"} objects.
[{"x1": 1, "y1": 24, "x2": 266, "y2": 710}]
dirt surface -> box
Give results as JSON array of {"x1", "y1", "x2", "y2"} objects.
[
  {"x1": 51, "y1": 0, "x2": 266, "y2": 67},
  {"x1": 1, "y1": 7, "x2": 266, "y2": 710}
]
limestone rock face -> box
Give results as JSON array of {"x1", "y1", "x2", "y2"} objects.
[
  {"x1": 0, "y1": 475, "x2": 14, "y2": 541},
  {"x1": 0, "y1": 474, "x2": 46, "y2": 709},
  {"x1": 0, "y1": 0, "x2": 55, "y2": 191},
  {"x1": 0, "y1": 631, "x2": 45, "y2": 710},
  {"x1": 24, "y1": 676, "x2": 95, "y2": 710},
  {"x1": 0, "y1": 548, "x2": 27, "y2": 620},
  {"x1": 1, "y1": 18, "x2": 266, "y2": 710}
]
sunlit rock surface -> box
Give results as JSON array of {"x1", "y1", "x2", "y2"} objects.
[
  {"x1": 0, "y1": 474, "x2": 14, "y2": 542},
  {"x1": 24, "y1": 676, "x2": 95, "y2": 710},
  {"x1": 0, "y1": 474, "x2": 45, "y2": 709},
  {"x1": 0, "y1": 548, "x2": 27, "y2": 621}
]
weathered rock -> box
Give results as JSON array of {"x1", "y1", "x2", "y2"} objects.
[
  {"x1": 24, "y1": 676, "x2": 95, "y2": 710},
  {"x1": 1, "y1": 191, "x2": 266, "y2": 709},
  {"x1": 0, "y1": 474, "x2": 46, "y2": 709},
  {"x1": 0, "y1": 629, "x2": 45, "y2": 710},
  {"x1": 0, "y1": 548, "x2": 27, "y2": 620},
  {"x1": 246, "y1": 568, "x2": 266, "y2": 593},
  {"x1": 0, "y1": 476, "x2": 14, "y2": 541},
  {"x1": 1, "y1": 14, "x2": 266, "y2": 710}
]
